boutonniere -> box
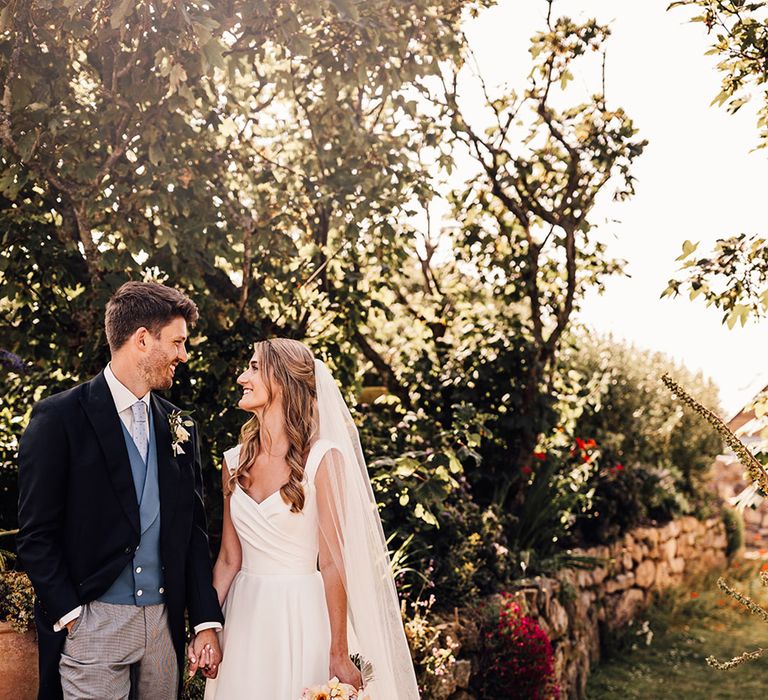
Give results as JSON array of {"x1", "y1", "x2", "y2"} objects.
[{"x1": 168, "y1": 410, "x2": 194, "y2": 456}]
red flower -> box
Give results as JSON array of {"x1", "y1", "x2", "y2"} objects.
[
  {"x1": 612, "y1": 463, "x2": 624, "y2": 473},
  {"x1": 585, "y1": 438, "x2": 597, "y2": 448},
  {"x1": 521, "y1": 466, "x2": 533, "y2": 476},
  {"x1": 575, "y1": 437, "x2": 587, "y2": 450},
  {"x1": 690, "y1": 591, "x2": 699, "y2": 599},
  {"x1": 532, "y1": 452, "x2": 546, "y2": 461}
]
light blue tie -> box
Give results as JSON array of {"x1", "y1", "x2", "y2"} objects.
[{"x1": 131, "y1": 401, "x2": 149, "y2": 464}]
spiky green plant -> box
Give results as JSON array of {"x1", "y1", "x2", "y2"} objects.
[
  {"x1": 663, "y1": 373, "x2": 768, "y2": 671},
  {"x1": 661, "y1": 373, "x2": 768, "y2": 495},
  {"x1": 705, "y1": 572, "x2": 768, "y2": 670}
]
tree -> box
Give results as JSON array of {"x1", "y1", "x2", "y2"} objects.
[
  {"x1": 355, "y1": 5, "x2": 646, "y2": 507},
  {"x1": 670, "y1": 0, "x2": 768, "y2": 150},
  {"x1": 0, "y1": 0, "x2": 489, "y2": 530},
  {"x1": 665, "y1": 1, "x2": 768, "y2": 323}
]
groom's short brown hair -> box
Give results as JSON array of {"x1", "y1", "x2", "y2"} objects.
[{"x1": 105, "y1": 281, "x2": 199, "y2": 352}]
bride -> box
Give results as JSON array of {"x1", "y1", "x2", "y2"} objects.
[{"x1": 197, "y1": 338, "x2": 419, "y2": 699}]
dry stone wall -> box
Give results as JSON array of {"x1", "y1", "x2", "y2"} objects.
[{"x1": 429, "y1": 515, "x2": 727, "y2": 700}]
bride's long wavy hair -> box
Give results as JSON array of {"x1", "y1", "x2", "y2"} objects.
[{"x1": 227, "y1": 338, "x2": 318, "y2": 512}]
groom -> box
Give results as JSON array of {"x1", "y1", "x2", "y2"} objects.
[{"x1": 17, "y1": 281, "x2": 224, "y2": 699}]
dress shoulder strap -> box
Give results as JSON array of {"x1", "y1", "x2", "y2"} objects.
[
  {"x1": 304, "y1": 439, "x2": 338, "y2": 484},
  {"x1": 223, "y1": 445, "x2": 242, "y2": 474}
]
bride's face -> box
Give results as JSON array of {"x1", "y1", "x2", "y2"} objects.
[{"x1": 237, "y1": 353, "x2": 271, "y2": 412}]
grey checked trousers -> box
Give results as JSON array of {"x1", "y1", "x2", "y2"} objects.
[{"x1": 59, "y1": 600, "x2": 178, "y2": 700}]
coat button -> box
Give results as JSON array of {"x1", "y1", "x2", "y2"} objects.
[
  {"x1": 124, "y1": 546, "x2": 132, "y2": 554},
  {"x1": 136, "y1": 590, "x2": 143, "y2": 597}
]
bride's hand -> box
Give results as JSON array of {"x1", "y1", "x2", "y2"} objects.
[
  {"x1": 187, "y1": 637, "x2": 199, "y2": 677},
  {"x1": 329, "y1": 652, "x2": 363, "y2": 690}
]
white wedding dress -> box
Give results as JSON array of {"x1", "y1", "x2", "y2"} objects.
[{"x1": 204, "y1": 439, "x2": 335, "y2": 700}]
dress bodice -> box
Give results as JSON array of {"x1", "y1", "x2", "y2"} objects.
[{"x1": 223, "y1": 440, "x2": 333, "y2": 576}]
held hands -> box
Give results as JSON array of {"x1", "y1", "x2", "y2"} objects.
[
  {"x1": 64, "y1": 618, "x2": 78, "y2": 634},
  {"x1": 329, "y1": 651, "x2": 363, "y2": 691},
  {"x1": 187, "y1": 629, "x2": 222, "y2": 679}
]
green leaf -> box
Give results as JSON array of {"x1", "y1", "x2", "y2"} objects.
[
  {"x1": 0, "y1": 5, "x2": 13, "y2": 32},
  {"x1": 201, "y1": 39, "x2": 226, "y2": 71},
  {"x1": 110, "y1": 0, "x2": 134, "y2": 30},
  {"x1": 329, "y1": 0, "x2": 359, "y2": 21},
  {"x1": 676, "y1": 240, "x2": 699, "y2": 261},
  {"x1": 148, "y1": 142, "x2": 165, "y2": 166}
]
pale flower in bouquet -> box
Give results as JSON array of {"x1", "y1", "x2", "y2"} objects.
[{"x1": 300, "y1": 677, "x2": 370, "y2": 700}]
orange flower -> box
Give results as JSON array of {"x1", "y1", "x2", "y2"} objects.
[
  {"x1": 690, "y1": 591, "x2": 699, "y2": 599},
  {"x1": 760, "y1": 563, "x2": 768, "y2": 572}
]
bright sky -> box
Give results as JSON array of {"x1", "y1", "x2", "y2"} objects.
[{"x1": 455, "y1": 0, "x2": 768, "y2": 417}]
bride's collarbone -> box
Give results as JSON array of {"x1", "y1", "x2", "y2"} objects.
[{"x1": 239, "y1": 456, "x2": 291, "y2": 504}]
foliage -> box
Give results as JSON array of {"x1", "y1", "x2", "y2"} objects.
[
  {"x1": 0, "y1": 0, "x2": 489, "y2": 534},
  {"x1": 470, "y1": 593, "x2": 559, "y2": 700},
  {"x1": 664, "y1": 234, "x2": 768, "y2": 326},
  {"x1": 722, "y1": 506, "x2": 745, "y2": 558},
  {"x1": 504, "y1": 444, "x2": 598, "y2": 573},
  {"x1": 358, "y1": 5, "x2": 646, "y2": 513},
  {"x1": 371, "y1": 446, "x2": 513, "y2": 608},
  {"x1": 181, "y1": 672, "x2": 205, "y2": 700},
  {"x1": 403, "y1": 595, "x2": 460, "y2": 698},
  {"x1": 0, "y1": 570, "x2": 35, "y2": 633},
  {"x1": 577, "y1": 462, "x2": 690, "y2": 544},
  {"x1": 706, "y1": 569, "x2": 768, "y2": 669},
  {"x1": 587, "y1": 563, "x2": 768, "y2": 699},
  {"x1": 665, "y1": 1, "x2": 768, "y2": 323},
  {"x1": 670, "y1": 1, "x2": 768, "y2": 150},
  {"x1": 563, "y1": 334, "x2": 722, "y2": 540}
]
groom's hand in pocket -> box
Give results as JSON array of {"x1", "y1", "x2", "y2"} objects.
[
  {"x1": 192, "y1": 629, "x2": 222, "y2": 679},
  {"x1": 65, "y1": 618, "x2": 78, "y2": 634}
]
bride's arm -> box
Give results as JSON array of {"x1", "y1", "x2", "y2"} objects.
[
  {"x1": 212, "y1": 466, "x2": 242, "y2": 607},
  {"x1": 316, "y1": 454, "x2": 363, "y2": 687}
]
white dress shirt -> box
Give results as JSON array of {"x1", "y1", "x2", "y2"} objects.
[{"x1": 56, "y1": 365, "x2": 221, "y2": 635}]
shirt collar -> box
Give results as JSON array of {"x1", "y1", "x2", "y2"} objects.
[{"x1": 104, "y1": 363, "x2": 152, "y2": 415}]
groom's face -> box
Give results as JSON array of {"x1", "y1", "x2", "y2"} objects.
[{"x1": 139, "y1": 316, "x2": 189, "y2": 391}]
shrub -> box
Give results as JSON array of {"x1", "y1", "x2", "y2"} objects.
[
  {"x1": 371, "y1": 446, "x2": 513, "y2": 608},
  {"x1": 0, "y1": 571, "x2": 35, "y2": 633},
  {"x1": 722, "y1": 506, "x2": 745, "y2": 558},
  {"x1": 560, "y1": 334, "x2": 722, "y2": 541},
  {"x1": 505, "y1": 445, "x2": 598, "y2": 574},
  {"x1": 403, "y1": 596, "x2": 459, "y2": 697},
  {"x1": 471, "y1": 593, "x2": 559, "y2": 699},
  {"x1": 576, "y1": 461, "x2": 690, "y2": 545},
  {"x1": 566, "y1": 333, "x2": 722, "y2": 490}
]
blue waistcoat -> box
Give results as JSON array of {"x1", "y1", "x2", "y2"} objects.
[{"x1": 99, "y1": 408, "x2": 165, "y2": 606}]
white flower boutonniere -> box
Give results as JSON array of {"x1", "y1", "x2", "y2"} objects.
[{"x1": 169, "y1": 410, "x2": 194, "y2": 456}]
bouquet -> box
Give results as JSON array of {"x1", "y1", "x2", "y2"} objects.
[{"x1": 300, "y1": 677, "x2": 370, "y2": 700}]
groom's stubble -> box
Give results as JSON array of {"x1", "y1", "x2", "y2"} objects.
[{"x1": 135, "y1": 318, "x2": 189, "y2": 392}]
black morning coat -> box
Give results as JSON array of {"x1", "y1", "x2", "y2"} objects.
[{"x1": 16, "y1": 371, "x2": 224, "y2": 699}]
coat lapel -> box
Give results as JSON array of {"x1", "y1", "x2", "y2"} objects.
[
  {"x1": 80, "y1": 372, "x2": 140, "y2": 534},
  {"x1": 152, "y1": 395, "x2": 180, "y2": 546}
]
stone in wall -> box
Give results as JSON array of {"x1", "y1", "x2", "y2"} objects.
[{"x1": 634, "y1": 559, "x2": 656, "y2": 588}]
